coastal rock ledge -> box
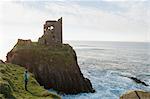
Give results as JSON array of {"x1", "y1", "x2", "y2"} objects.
[
  {"x1": 120, "y1": 90, "x2": 150, "y2": 99},
  {"x1": 6, "y1": 39, "x2": 95, "y2": 94}
]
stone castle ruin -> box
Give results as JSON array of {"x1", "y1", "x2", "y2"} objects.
[
  {"x1": 38, "y1": 17, "x2": 62, "y2": 45},
  {"x1": 17, "y1": 39, "x2": 32, "y2": 45},
  {"x1": 16, "y1": 18, "x2": 63, "y2": 46},
  {"x1": 7, "y1": 17, "x2": 95, "y2": 94}
]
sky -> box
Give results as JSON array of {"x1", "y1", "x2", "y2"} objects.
[{"x1": 0, "y1": 0, "x2": 150, "y2": 60}]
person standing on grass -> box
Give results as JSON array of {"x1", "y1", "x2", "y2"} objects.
[{"x1": 24, "y1": 70, "x2": 29, "y2": 91}]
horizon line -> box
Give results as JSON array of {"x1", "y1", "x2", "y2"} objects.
[{"x1": 64, "y1": 40, "x2": 150, "y2": 43}]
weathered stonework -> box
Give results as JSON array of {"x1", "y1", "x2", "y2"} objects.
[
  {"x1": 17, "y1": 39, "x2": 32, "y2": 45},
  {"x1": 38, "y1": 17, "x2": 62, "y2": 45}
]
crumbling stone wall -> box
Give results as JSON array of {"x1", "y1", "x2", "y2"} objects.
[
  {"x1": 38, "y1": 17, "x2": 62, "y2": 45},
  {"x1": 17, "y1": 39, "x2": 32, "y2": 45}
]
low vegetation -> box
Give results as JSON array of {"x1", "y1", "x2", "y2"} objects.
[{"x1": 0, "y1": 63, "x2": 61, "y2": 99}]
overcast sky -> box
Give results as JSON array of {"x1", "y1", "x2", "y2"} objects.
[{"x1": 0, "y1": 0, "x2": 150, "y2": 60}]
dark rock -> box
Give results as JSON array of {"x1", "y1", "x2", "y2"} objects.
[
  {"x1": 129, "y1": 77, "x2": 148, "y2": 86},
  {"x1": 0, "y1": 60, "x2": 5, "y2": 64},
  {"x1": 6, "y1": 41, "x2": 94, "y2": 94},
  {"x1": 121, "y1": 75, "x2": 149, "y2": 86}
]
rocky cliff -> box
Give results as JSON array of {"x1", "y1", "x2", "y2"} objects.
[{"x1": 6, "y1": 39, "x2": 95, "y2": 94}]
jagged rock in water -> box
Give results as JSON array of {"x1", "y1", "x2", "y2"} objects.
[
  {"x1": 120, "y1": 90, "x2": 150, "y2": 99},
  {"x1": 6, "y1": 39, "x2": 95, "y2": 94},
  {"x1": 121, "y1": 75, "x2": 149, "y2": 86},
  {"x1": 129, "y1": 77, "x2": 148, "y2": 86}
]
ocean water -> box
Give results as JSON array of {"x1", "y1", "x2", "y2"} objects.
[{"x1": 62, "y1": 41, "x2": 150, "y2": 99}]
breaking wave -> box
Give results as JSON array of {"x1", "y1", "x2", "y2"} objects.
[{"x1": 61, "y1": 41, "x2": 150, "y2": 99}]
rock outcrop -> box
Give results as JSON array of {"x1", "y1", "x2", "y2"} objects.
[
  {"x1": 6, "y1": 39, "x2": 94, "y2": 94},
  {"x1": 120, "y1": 90, "x2": 150, "y2": 99},
  {"x1": 121, "y1": 75, "x2": 149, "y2": 86},
  {"x1": 0, "y1": 60, "x2": 5, "y2": 64}
]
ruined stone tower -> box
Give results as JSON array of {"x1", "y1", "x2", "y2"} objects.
[{"x1": 38, "y1": 17, "x2": 62, "y2": 45}]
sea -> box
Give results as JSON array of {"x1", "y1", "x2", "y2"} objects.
[{"x1": 59, "y1": 41, "x2": 150, "y2": 99}]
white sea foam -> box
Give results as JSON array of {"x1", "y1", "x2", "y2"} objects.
[{"x1": 61, "y1": 41, "x2": 150, "y2": 99}]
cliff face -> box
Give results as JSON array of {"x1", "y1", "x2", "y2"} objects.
[{"x1": 6, "y1": 40, "x2": 94, "y2": 94}]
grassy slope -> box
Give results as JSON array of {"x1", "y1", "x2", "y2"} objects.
[{"x1": 0, "y1": 63, "x2": 61, "y2": 99}]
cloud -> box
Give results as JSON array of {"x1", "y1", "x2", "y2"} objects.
[
  {"x1": 0, "y1": 1, "x2": 148, "y2": 39},
  {"x1": 0, "y1": 1, "x2": 149, "y2": 60}
]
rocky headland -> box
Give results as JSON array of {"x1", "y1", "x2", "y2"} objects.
[
  {"x1": 6, "y1": 39, "x2": 95, "y2": 94},
  {"x1": 4, "y1": 18, "x2": 94, "y2": 97}
]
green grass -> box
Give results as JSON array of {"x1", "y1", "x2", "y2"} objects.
[
  {"x1": 0, "y1": 63, "x2": 61, "y2": 99},
  {"x1": 13, "y1": 42, "x2": 72, "y2": 52},
  {"x1": 11, "y1": 42, "x2": 75, "y2": 69}
]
